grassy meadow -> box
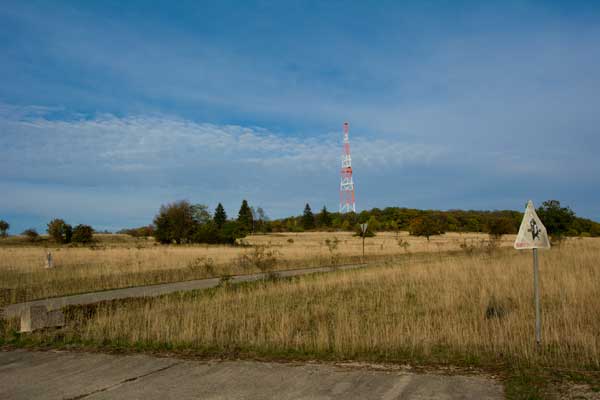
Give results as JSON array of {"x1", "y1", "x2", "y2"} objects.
[
  {"x1": 1, "y1": 234, "x2": 599, "y2": 398},
  {"x1": 0, "y1": 231, "x2": 512, "y2": 306},
  {"x1": 47, "y1": 240, "x2": 600, "y2": 367}
]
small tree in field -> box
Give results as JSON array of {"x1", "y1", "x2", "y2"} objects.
[
  {"x1": 22, "y1": 228, "x2": 39, "y2": 242},
  {"x1": 409, "y1": 215, "x2": 444, "y2": 241},
  {"x1": 72, "y1": 224, "x2": 94, "y2": 243},
  {"x1": 0, "y1": 220, "x2": 9, "y2": 237},
  {"x1": 47, "y1": 219, "x2": 73, "y2": 243}
]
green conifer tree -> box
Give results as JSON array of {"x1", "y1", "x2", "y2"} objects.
[
  {"x1": 237, "y1": 199, "x2": 254, "y2": 232},
  {"x1": 214, "y1": 203, "x2": 227, "y2": 229},
  {"x1": 317, "y1": 206, "x2": 332, "y2": 227},
  {"x1": 302, "y1": 203, "x2": 315, "y2": 230}
]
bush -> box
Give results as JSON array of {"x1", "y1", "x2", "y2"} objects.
[
  {"x1": 236, "y1": 245, "x2": 279, "y2": 273},
  {"x1": 218, "y1": 221, "x2": 245, "y2": 244},
  {"x1": 192, "y1": 223, "x2": 220, "y2": 244},
  {"x1": 47, "y1": 219, "x2": 73, "y2": 243},
  {"x1": 0, "y1": 220, "x2": 9, "y2": 237},
  {"x1": 72, "y1": 224, "x2": 94, "y2": 243},
  {"x1": 22, "y1": 228, "x2": 39, "y2": 242}
]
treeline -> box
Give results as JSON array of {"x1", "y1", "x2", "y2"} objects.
[
  {"x1": 271, "y1": 205, "x2": 523, "y2": 233},
  {"x1": 5, "y1": 199, "x2": 595, "y2": 246},
  {"x1": 269, "y1": 200, "x2": 600, "y2": 238},
  {"x1": 129, "y1": 199, "x2": 598, "y2": 243}
]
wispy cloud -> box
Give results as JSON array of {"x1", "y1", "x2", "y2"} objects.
[{"x1": 1, "y1": 106, "x2": 442, "y2": 179}]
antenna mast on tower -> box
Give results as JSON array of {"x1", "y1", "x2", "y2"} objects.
[{"x1": 340, "y1": 122, "x2": 356, "y2": 213}]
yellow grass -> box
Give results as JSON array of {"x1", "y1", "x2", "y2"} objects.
[
  {"x1": 37, "y1": 238, "x2": 600, "y2": 368},
  {"x1": 0, "y1": 231, "x2": 517, "y2": 305}
]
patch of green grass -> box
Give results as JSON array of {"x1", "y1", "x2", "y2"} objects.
[{"x1": 504, "y1": 368, "x2": 547, "y2": 400}]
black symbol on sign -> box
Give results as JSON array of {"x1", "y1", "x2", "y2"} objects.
[{"x1": 528, "y1": 219, "x2": 541, "y2": 240}]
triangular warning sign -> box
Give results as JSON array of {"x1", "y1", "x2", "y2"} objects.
[{"x1": 514, "y1": 200, "x2": 551, "y2": 250}]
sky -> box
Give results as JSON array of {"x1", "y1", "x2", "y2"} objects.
[{"x1": 1, "y1": 0, "x2": 600, "y2": 233}]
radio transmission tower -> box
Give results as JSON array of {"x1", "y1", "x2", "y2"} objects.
[{"x1": 339, "y1": 122, "x2": 356, "y2": 213}]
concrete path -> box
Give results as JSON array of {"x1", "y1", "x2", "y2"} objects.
[
  {"x1": 1, "y1": 264, "x2": 368, "y2": 319},
  {"x1": 0, "y1": 349, "x2": 504, "y2": 399}
]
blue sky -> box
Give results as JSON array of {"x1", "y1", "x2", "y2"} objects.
[{"x1": 1, "y1": 0, "x2": 599, "y2": 233}]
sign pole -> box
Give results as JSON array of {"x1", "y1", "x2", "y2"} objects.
[
  {"x1": 362, "y1": 235, "x2": 365, "y2": 260},
  {"x1": 360, "y1": 223, "x2": 368, "y2": 264},
  {"x1": 533, "y1": 248, "x2": 541, "y2": 347}
]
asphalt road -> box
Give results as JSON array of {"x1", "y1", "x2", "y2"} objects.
[{"x1": 0, "y1": 349, "x2": 504, "y2": 399}]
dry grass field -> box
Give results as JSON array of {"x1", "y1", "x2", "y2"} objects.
[
  {"x1": 4, "y1": 237, "x2": 598, "y2": 372},
  {"x1": 0, "y1": 231, "x2": 513, "y2": 305},
  {"x1": 2, "y1": 235, "x2": 599, "y2": 398}
]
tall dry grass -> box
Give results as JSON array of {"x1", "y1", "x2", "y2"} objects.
[
  {"x1": 62, "y1": 238, "x2": 599, "y2": 368},
  {"x1": 0, "y1": 232, "x2": 509, "y2": 304}
]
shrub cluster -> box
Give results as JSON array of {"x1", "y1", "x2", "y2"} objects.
[{"x1": 47, "y1": 219, "x2": 94, "y2": 244}]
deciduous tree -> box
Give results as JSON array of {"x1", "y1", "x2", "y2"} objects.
[
  {"x1": 72, "y1": 224, "x2": 94, "y2": 243},
  {"x1": 153, "y1": 201, "x2": 196, "y2": 244},
  {"x1": 409, "y1": 215, "x2": 444, "y2": 241},
  {"x1": 47, "y1": 219, "x2": 73, "y2": 243}
]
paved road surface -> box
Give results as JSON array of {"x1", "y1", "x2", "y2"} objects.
[
  {"x1": 0, "y1": 350, "x2": 504, "y2": 399},
  {"x1": 2, "y1": 263, "x2": 368, "y2": 319}
]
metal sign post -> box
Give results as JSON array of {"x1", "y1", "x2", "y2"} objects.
[
  {"x1": 360, "y1": 223, "x2": 368, "y2": 262},
  {"x1": 514, "y1": 200, "x2": 550, "y2": 349},
  {"x1": 533, "y1": 248, "x2": 541, "y2": 346}
]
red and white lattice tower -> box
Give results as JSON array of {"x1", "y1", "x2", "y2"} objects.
[{"x1": 339, "y1": 122, "x2": 356, "y2": 213}]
